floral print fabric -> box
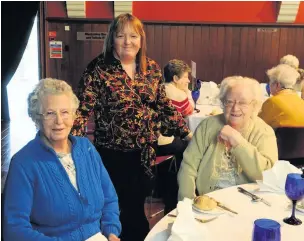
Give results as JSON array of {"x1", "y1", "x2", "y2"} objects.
[{"x1": 71, "y1": 54, "x2": 190, "y2": 177}]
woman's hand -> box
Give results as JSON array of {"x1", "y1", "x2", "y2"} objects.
[
  {"x1": 184, "y1": 132, "x2": 193, "y2": 142},
  {"x1": 108, "y1": 233, "x2": 120, "y2": 241},
  {"x1": 218, "y1": 125, "x2": 243, "y2": 148}
]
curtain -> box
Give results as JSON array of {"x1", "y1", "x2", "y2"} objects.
[{"x1": 1, "y1": 1, "x2": 40, "y2": 121}]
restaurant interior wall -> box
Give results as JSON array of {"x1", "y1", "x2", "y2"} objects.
[
  {"x1": 43, "y1": 1, "x2": 304, "y2": 90},
  {"x1": 45, "y1": 1, "x2": 304, "y2": 23}
]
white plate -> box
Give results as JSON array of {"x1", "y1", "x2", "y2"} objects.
[{"x1": 192, "y1": 204, "x2": 225, "y2": 215}]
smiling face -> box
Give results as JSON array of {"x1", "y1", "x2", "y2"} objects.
[
  {"x1": 39, "y1": 94, "x2": 75, "y2": 149},
  {"x1": 113, "y1": 23, "x2": 141, "y2": 63},
  {"x1": 174, "y1": 72, "x2": 190, "y2": 91},
  {"x1": 223, "y1": 84, "x2": 255, "y2": 131}
]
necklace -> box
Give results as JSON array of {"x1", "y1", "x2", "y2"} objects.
[
  {"x1": 58, "y1": 153, "x2": 76, "y2": 174},
  {"x1": 224, "y1": 145, "x2": 232, "y2": 159}
]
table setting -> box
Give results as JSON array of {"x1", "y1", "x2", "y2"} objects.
[
  {"x1": 144, "y1": 161, "x2": 304, "y2": 241},
  {"x1": 186, "y1": 80, "x2": 223, "y2": 132},
  {"x1": 185, "y1": 103, "x2": 223, "y2": 133}
]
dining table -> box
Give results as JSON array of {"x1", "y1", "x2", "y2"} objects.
[
  {"x1": 185, "y1": 104, "x2": 223, "y2": 132},
  {"x1": 144, "y1": 183, "x2": 304, "y2": 241}
]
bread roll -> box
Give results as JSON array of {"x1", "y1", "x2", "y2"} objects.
[{"x1": 193, "y1": 195, "x2": 217, "y2": 211}]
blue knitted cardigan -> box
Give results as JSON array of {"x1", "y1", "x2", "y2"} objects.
[{"x1": 3, "y1": 132, "x2": 121, "y2": 241}]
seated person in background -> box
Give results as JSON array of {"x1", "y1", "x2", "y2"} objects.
[
  {"x1": 3, "y1": 78, "x2": 121, "y2": 241},
  {"x1": 280, "y1": 54, "x2": 304, "y2": 99},
  {"x1": 156, "y1": 59, "x2": 193, "y2": 214},
  {"x1": 297, "y1": 68, "x2": 304, "y2": 100},
  {"x1": 164, "y1": 59, "x2": 194, "y2": 117},
  {"x1": 259, "y1": 64, "x2": 304, "y2": 129},
  {"x1": 178, "y1": 76, "x2": 278, "y2": 200}
]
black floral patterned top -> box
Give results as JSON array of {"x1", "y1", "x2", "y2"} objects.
[{"x1": 71, "y1": 54, "x2": 190, "y2": 177}]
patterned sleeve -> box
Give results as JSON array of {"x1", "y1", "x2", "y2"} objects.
[
  {"x1": 71, "y1": 62, "x2": 100, "y2": 136},
  {"x1": 154, "y1": 63, "x2": 191, "y2": 138}
]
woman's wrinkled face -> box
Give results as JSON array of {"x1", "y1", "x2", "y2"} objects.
[
  {"x1": 174, "y1": 72, "x2": 190, "y2": 91},
  {"x1": 223, "y1": 84, "x2": 255, "y2": 131},
  {"x1": 39, "y1": 94, "x2": 75, "y2": 145},
  {"x1": 113, "y1": 24, "x2": 141, "y2": 62}
]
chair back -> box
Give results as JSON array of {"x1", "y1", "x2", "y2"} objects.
[
  {"x1": 275, "y1": 127, "x2": 304, "y2": 167},
  {"x1": 153, "y1": 155, "x2": 174, "y2": 166}
]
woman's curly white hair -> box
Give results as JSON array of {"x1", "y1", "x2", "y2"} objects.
[
  {"x1": 27, "y1": 78, "x2": 79, "y2": 125},
  {"x1": 218, "y1": 76, "x2": 263, "y2": 118},
  {"x1": 267, "y1": 64, "x2": 300, "y2": 89},
  {"x1": 279, "y1": 55, "x2": 299, "y2": 69}
]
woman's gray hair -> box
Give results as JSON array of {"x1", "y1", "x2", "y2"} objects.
[
  {"x1": 28, "y1": 78, "x2": 79, "y2": 125},
  {"x1": 218, "y1": 76, "x2": 263, "y2": 118},
  {"x1": 279, "y1": 55, "x2": 299, "y2": 69},
  {"x1": 267, "y1": 64, "x2": 300, "y2": 88}
]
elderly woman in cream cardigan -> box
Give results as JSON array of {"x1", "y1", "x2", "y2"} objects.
[{"x1": 178, "y1": 76, "x2": 278, "y2": 200}]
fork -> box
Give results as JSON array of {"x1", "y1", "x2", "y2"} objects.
[{"x1": 167, "y1": 214, "x2": 218, "y2": 223}]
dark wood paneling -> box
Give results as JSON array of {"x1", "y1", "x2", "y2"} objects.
[
  {"x1": 239, "y1": 27, "x2": 249, "y2": 76},
  {"x1": 161, "y1": 25, "x2": 171, "y2": 68},
  {"x1": 223, "y1": 26, "x2": 233, "y2": 78},
  {"x1": 254, "y1": 27, "x2": 265, "y2": 81},
  {"x1": 44, "y1": 21, "x2": 304, "y2": 87},
  {"x1": 45, "y1": 22, "x2": 110, "y2": 92},
  {"x1": 200, "y1": 26, "x2": 210, "y2": 80},
  {"x1": 154, "y1": 25, "x2": 163, "y2": 68}
]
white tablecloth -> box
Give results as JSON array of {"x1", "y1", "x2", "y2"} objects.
[
  {"x1": 145, "y1": 184, "x2": 304, "y2": 241},
  {"x1": 186, "y1": 104, "x2": 223, "y2": 132}
]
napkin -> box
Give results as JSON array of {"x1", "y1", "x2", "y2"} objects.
[
  {"x1": 167, "y1": 198, "x2": 209, "y2": 241},
  {"x1": 86, "y1": 232, "x2": 107, "y2": 241},
  {"x1": 197, "y1": 81, "x2": 220, "y2": 105},
  {"x1": 257, "y1": 161, "x2": 302, "y2": 193}
]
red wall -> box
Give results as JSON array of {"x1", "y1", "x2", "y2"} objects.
[
  {"x1": 46, "y1": 1, "x2": 303, "y2": 23},
  {"x1": 133, "y1": 1, "x2": 278, "y2": 23},
  {"x1": 295, "y1": 2, "x2": 304, "y2": 23},
  {"x1": 85, "y1": 1, "x2": 113, "y2": 19},
  {"x1": 46, "y1": 2, "x2": 67, "y2": 18}
]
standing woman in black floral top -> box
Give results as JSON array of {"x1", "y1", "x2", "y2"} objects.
[{"x1": 72, "y1": 13, "x2": 192, "y2": 241}]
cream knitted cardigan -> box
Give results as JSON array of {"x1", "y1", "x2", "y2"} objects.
[{"x1": 177, "y1": 114, "x2": 278, "y2": 200}]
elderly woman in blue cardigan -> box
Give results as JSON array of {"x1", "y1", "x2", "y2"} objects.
[{"x1": 3, "y1": 78, "x2": 121, "y2": 241}]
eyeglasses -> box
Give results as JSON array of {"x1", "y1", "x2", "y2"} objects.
[
  {"x1": 223, "y1": 100, "x2": 254, "y2": 108},
  {"x1": 38, "y1": 110, "x2": 72, "y2": 120}
]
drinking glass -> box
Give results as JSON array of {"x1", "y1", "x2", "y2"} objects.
[
  {"x1": 196, "y1": 79, "x2": 202, "y2": 90},
  {"x1": 283, "y1": 173, "x2": 304, "y2": 225},
  {"x1": 191, "y1": 89, "x2": 200, "y2": 113},
  {"x1": 252, "y1": 219, "x2": 281, "y2": 241},
  {"x1": 266, "y1": 83, "x2": 271, "y2": 96}
]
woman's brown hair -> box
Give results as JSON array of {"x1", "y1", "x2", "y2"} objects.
[{"x1": 103, "y1": 13, "x2": 147, "y2": 73}]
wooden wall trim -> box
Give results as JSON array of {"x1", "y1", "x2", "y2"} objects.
[
  {"x1": 39, "y1": 2, "x2": 46, "y2": 79},
  {"x1": 46, "y1": 17, "x2": 113, "y2": 23},
  {"x1": 142, "y1": 20, "x2": 304, "y2": 27},
  {"x1": 45, "y1": 17, "x2": 304, "y2": 27}
]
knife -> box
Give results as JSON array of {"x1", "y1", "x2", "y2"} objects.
[
  {"x1": 237, "y1": 187, "x2": 271, "y2": 206},
  {"x1": 216, "y1": 202, "x2": 239, "y2": 214},
  {"x1": 205, "y1": 196, "x2": 238, "y2": 214},
  {"x1": 167, "y1": 214, "x2": 218, "y2": 223}
]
